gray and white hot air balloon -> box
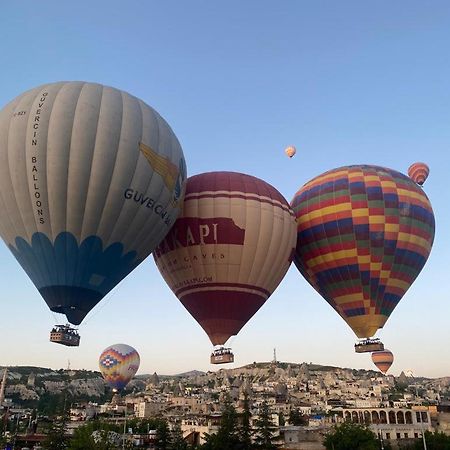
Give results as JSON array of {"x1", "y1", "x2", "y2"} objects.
[{"x1": 0, "y1": 81, "x2": 187, "y2": 337}]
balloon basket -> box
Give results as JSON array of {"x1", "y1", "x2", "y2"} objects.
[
  {"x1": 354, "y1": 339, "x2": 384, "y2": 353},
  {"x1": 210, "y1": 348, "x2": 234, "y2": 364},
  {"x1": 49, "y1": 324, "x2": 80, "y2": 347}
]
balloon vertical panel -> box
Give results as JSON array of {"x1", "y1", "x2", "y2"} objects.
[
  {"x1": 0, "y1": 95, "x2": 27, "y2": 243},
  {"x1": 47, "y1": 83, "x2": 84, "y2": 244},
  {"x1": 0, "y1": 81, "x2": 187, "y2": 325}
]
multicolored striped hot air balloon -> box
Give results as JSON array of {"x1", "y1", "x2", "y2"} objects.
[
  {"x1": 372, "y1": 349, "x2": 394, "y2": 374},
  {"x1": 291, "y1": 165, "x2": 435, "y2": 344},
  {"x1": 154, "y1": 172, "x2": 297, "y2": 364},
  {"x1": 99, "y1": 344, "x2": 140, "y2": 392},
  {"x1": 408, "y1": 162, "x2": 430, "y2": 186}
]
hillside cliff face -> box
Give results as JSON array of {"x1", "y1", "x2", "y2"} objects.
[
  {"x1": 1, "y1": 363, "x2": 448, "y2": 411},
  {"x1": 1, "y1": 367, "x2": 107, "y2": 406}
]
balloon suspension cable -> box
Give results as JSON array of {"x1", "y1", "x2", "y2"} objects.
[{"x1": 78, "y1": 282, "x2": 124, "y2": 328}]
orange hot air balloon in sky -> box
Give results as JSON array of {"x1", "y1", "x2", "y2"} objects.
[
  {"x1": 372, "y1": 349, "x2": 394, "y2": 374},
  {"x1": 291, "y1": 165, "x2": 435, "y2": 342},
  {"x1": 154, "y1": 172, "x2": 297, "y2": 362},
  {"x1": 285, "y1": 146, "x2": 297, "y2": 158},
  {"x1": 408, "y1": 162, "x2": 430, "y2": 186}
]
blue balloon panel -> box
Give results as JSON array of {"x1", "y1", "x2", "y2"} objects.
[{"x1": 9, "y1": 232, "x2": 141, "y2": 324}]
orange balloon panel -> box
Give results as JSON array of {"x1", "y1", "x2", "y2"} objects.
[
  {"x1": 371, "y1": 349, "x2": 394, "y2": 374},
  {"x1": 154, "y1": 172, "x2": 297, "y2": 346}
]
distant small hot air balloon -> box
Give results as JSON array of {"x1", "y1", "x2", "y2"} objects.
[
  {"x1": 408, "y1": 162, "x2": 430, "y2": 186},
  {"x1": 285, "y1": 146, "x2": 296, "y2": 158},
  {"x1": 99, "y1": 344, "x2": 140, "y2": 392},
  {"x1": 154, "y1": 171, "x2": 297, "y2": 364},
  {"x1": 372, "y1": 349, "x2": 394, "y2": 374},
  {"x1": 291, "y1": 165, "x2": 435, "y2": 352}
]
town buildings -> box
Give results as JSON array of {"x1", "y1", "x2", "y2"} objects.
[{"x1": 1, "y1": 362, "x2": 450, "y2": 449}]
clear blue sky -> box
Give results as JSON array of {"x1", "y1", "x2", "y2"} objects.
[{"x1": 0, "y1": 1, "x2": 449, "y2": 377}]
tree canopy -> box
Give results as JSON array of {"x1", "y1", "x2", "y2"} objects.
[{"x1": 323, "y1": 422, "x2": 379, "y2": 450}]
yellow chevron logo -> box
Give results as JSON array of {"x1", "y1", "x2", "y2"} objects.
[
  {"x1": 139, "y1": 142, "x2": 179, "y2": 191},
  {"x1": 139, "y1": 142, "x2": 187, "y2": 207}
]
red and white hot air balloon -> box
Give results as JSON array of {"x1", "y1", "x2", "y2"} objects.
[{"x1": 154, "y1": 172, "x2": 297, "y2": 364}]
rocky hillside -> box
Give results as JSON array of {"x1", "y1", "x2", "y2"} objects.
[
  {"x1": 0, "y1": 366, "x2": 146, "y2": 412},
  {"x1": 2, "y1": 362, "x2": 449, "y2": 413}
]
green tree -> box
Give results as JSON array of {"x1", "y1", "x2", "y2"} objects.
[
  {"x1": 288, "y1": 409, "x2": 308, "y2": 426},
  {"x1": 43, "y1": 413, "x2": 69, "y2": 450},
  {"x1": 239, "y1": 393, "x2": 252, "y2": 450},
  {"x1": 127, "y1": 417, "x2": 163, "y2": 434},
  {"x1": 68, "y1": 423, "x2": 98, "y2": 450},
  {"x1": 323, "y1": 422, "x2": 379, "y2": 450},
  {"x1": 253, "y1": 401, "x2": 277, "y2": 450},
  {"x1": 202, "y1": 397, "x2": 241, "y2": 450},
  {"x1": 69, "y1": 428, "x2": 117, "y2": 450},
  {"x1": 155, "y1": 419, "x2": 172, "y2": 450},
  {"x1": 68, "y1": 420, "x2": 125, "y2": 450},
  {"x1": 409, "y1": 430, "x2": 450, "y2": 449},
  {"x1": 171, "y1": 422, "x2": 188, "y2": 450}
]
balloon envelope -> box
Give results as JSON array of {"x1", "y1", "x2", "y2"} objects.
[
  {"x1": 99, "y1": 344, "x2": 140, "y2": 391},
  {"x1": 285, "y1": 146, "x2": 296, "y2": 158},
  {"x1": 408, "y1": 162, "x2": 430, "y2": 186},
  {"x1": 154, "y1": 171, "x2": 297, "y2": 346},
  {"x1": 291, "y1": 165, "x2": 435, "y2": 339},
  {"x1": 0, "y1": 81, "x2": 186, "y2": 325},
  {"x1": 372, "y1": 349, "x2": 394, "y2": 374}
]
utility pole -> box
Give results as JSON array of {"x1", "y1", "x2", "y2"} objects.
[
  {"x1": 378, "y1": 430, "x2": 384, "y2": 449},
  {"x1": 409, "y1": 370, "x2": 427, "y2": 450},
  {"x1": 122, "y1": 400, "x2": 128, "y2": 450}
]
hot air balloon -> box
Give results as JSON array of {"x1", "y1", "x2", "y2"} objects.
[
  {"x1": 154, "y1": 172, "x2": 297, "y2": 364},
  {"x1": 0, "y1": 82, "x2": 187, "y2": 345},
  {"x1": 371, "y1": 349, "x2": 394, "y2": 374},
  {"x1": 408, "y1": 162, "x2": 430, "y2": 186},
  {"x1": 285, "y1": 146, "x2": 296, "y2": 158},
  {"x1": 291, "y1": 165, "x2": 435, "y2": 352},
  {"x1": 99, "y1": 344, "x2": 140, "y2": 392}
]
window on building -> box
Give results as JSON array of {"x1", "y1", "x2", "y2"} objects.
[
  {"x1": 396, "y1": 433, "x2": 401, "y2": 439},
  {"x1": 386, "y1": 433, "x2": 391, "y2": 439},
  {"x1": 404, "y1": 433, "x2": 408, "y2": 438},
  {"x1": 414, "y1": 433, "x2": 418, "y2": 438}
]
